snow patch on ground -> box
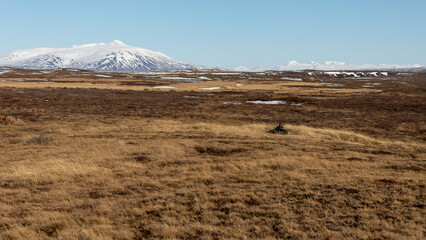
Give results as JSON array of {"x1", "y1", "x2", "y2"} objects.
[
  {"x1": 161, "y1": 77, "x2": 191, "y2": 80},
  {"x1": 281, "y1": 77, "x2": 302, "y2": 81},
  {"x1": 211, "y1": 72, "x2": 239, "y2": 75},
  {"x1": 153, "y1": 86, "x2": 175, "y2": 89},
  {"x1": 199, "y1": 87, "x2": 221, "y2": 90},
  {"x1": 365, "y1": 83, "x2": 382, "y2": 85},
  {"x1": 322, "y1": 71, "x2": 390, "y2": 78},
  {"x1": 325, "y1": 72, "x2": 359, "y2": 77},
  {"x1": 223, "y1": 102, "x2": 241, "y2": 105},
  {"x1": 321, "y1": 83, "x2": 345, "y2": 87},
  {"x1": 0, "y1": 70, "x2": 11, "y2": 75},
  {"x1": 246, "y1": 100, "x2": 286, "y2": 105},
  {"x1": 344, "y1": 72, "x2": 359, "y2": 77},
  {"x1": 324, "y1": 72, "x2": 340, "y2": 77},
  {"x1": 95, "y1": 75, "x2": 112, "y2": 78},
  {"x1": 291, "y1": 86, "x2": 311, "y2": 89}
]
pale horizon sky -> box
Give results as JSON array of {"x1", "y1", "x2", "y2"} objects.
[{"x1": 0, "y1": 0, "x2": 425, "y2": 67}]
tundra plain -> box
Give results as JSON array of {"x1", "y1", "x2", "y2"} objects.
[{"x1": 0, "y1": 68, "x2": 425, "y2": 239}]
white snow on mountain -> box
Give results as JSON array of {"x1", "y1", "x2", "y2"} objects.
[
  {"x1": 1, "y1": 42, "x2": 423, "y2": 73},
  {"x1": 0, "y1": 40, "x2": 196, "y2": 72},
  {"x1": 229, "y1": 61, "x2": 423, "y2": 72}
]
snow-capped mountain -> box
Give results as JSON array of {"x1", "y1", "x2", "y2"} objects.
[
  {"x1": 0, "y1": 40, "x2": 196, "y2": 72},
  {"x1": 229, "y1": 61, "x2": 424, "y2": 72}
]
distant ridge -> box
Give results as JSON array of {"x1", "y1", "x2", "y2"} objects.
[
  {"x1": 228, "y1": 61, "x2": 424, "y2": 72},
  {"x1": 0, "y1": 40, "x2": 197, "y2": 72}
]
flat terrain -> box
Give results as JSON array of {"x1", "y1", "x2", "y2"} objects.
[{"x1": 0, "y1": 67, "x2": 425, "y2": 239}]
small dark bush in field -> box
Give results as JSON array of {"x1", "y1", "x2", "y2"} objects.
[
  {"x1": 25, "y1": 135, "x2": 53, "y2": 145},
  {"x1": 133, "y1": 155, "x2": 151, "y2": 163},
  {"x1": 195, "y1": 146, "x2": 246, "y2": 156},
  {"x1": 269, "y1": 123, "x2": 288, "y2": 134}
]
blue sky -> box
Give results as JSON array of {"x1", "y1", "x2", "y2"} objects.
[{"x1": 1, "y1": 0, "x2": 425, "y2": 67}]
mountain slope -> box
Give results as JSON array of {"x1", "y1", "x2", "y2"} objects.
[{"x1": 0, "y1": 40, "x2": 196, "y2": 72}]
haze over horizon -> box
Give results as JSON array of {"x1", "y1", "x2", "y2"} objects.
[{"x1": 1, "y1": 0, "x2": 425, "y2": 67}]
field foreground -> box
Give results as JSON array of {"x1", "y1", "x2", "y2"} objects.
[{"x1": 0, "y1": 68, "x2": 425, "y2": 239}]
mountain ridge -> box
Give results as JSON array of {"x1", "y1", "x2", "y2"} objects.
[
  {"x1": 0, "y1": 40, "x2": 196, "y2": 72},
  {"x1": 228, "y1": 61, "x2": 424, "y2": 72}
]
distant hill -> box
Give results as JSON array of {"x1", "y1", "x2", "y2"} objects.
[{"x1": 228, "y1": 61, "x2": 424, "y2": 72}]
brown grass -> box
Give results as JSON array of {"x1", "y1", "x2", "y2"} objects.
[{"x1": 0, "y1": 68, "x2": 425, "y2": 239}]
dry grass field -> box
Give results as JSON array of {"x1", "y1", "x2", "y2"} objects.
[{"x1": 0, "y1": 67, "x2": 425, "y2": 239}]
